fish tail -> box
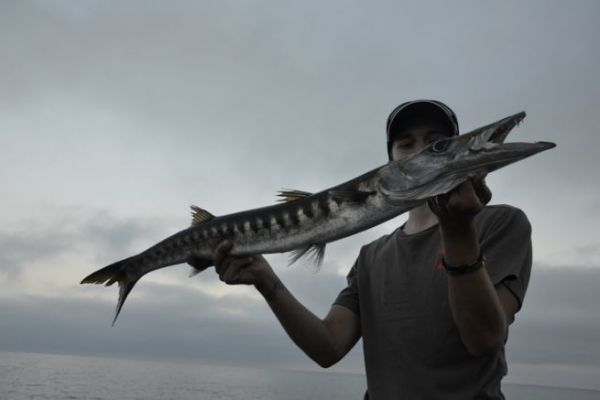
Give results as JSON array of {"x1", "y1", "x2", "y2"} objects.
[{"x1": 80, "y1": 256, "x2": 142, "y2": 326}]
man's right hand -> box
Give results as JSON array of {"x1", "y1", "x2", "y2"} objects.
[{"x1": 192, "y1": 240, "x2": 278, "y2": 295}]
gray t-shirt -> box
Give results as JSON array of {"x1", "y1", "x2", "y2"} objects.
[{"x1": 334, "y1": 205, "x2": 532, "y2": 400}]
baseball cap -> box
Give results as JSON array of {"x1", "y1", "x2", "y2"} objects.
[{"x1": 386, "y1": 99, "x2": 459, "y2": 157}]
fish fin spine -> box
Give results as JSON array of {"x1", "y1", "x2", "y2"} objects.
[
  {"x1": 289, "y1": 243, "x2": 326, "y2": 270},
  {"x1": 190, "y1": 205, "x2": 215, "y2": 226},
  {"x1": 277, "y1": 189, "x2": 313, "y2": 203}
]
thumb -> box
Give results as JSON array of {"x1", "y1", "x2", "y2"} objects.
[{"x1": 472, "y1": 174, "x2": 492, "y2": 205}]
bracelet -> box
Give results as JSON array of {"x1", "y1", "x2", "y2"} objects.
[{"x1": 442, "y1": 253, "x2": 485, "y2": 276}]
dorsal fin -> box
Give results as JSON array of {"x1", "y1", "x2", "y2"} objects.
[
  {"x1": 276, "y1": 189, "x2": 313, "y2": 203},
  {"x1": 190, "y1": 205, "x2": 215, "y2": 226}
]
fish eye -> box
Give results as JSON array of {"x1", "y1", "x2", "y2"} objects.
[{"x1": 430, "y1": 139, "x2": 450, "y2": 153}]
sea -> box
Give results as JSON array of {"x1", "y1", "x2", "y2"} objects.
[{"x1": 1, "y1": 351, "x2": 598, "y2": 400}]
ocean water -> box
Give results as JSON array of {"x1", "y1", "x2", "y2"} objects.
[
  {"x1": 1, "y1": 351, "x2": 598, "y2": 400},
  {"x1": 0, "y1": 351, "x2": 365, "y2": 400}
]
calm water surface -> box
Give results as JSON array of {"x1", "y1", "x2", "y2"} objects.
[
  {"x1": 0, "y1": 351, "x2": 365, "y2": 400},
  {"x1": 1, "y1": 351, "x2": 598, "y2": 399}
]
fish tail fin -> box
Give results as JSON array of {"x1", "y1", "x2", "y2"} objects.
[
  {"x1": 112, "y1": 276, "x2": 139, "y2": 326},
  {"x1": 80, "y1": 256, "x2": 141, "y2": 325}
]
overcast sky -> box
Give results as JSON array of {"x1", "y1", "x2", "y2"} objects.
[{"x1": 1, "y1": 0, "x2": 599, "y2": 391}]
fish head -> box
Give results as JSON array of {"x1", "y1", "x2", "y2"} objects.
[{"x1": 378, "y1": 111, "x2": 556, "y2": 202}]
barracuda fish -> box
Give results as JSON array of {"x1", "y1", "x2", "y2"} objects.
[{"x1": 81, "y1": 111, "x2": 555, "y2": 324}]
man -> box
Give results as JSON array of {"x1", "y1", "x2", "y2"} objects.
[{"x1": 191, "y1": 100, "x2": 532, "y2": 399}]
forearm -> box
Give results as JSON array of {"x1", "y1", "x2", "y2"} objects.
[
  {"x1": 441, "y1": 221, "x2": 507, "y2": 356},
  {"x1": 255, "y1": 273, "x2": 341, "y2": 367}
]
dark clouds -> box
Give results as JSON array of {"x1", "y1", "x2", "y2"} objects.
[
  {"x1": 507, "y1": 267, "x2": 600, "y2": 366},
  {"x1": 0, "y1": 207, "x2": 169, "y2": 283},
  {"x1": 0, "y1": 230, "x2": 69, "y2": 280},
  {"x1": 0, "y1": 204, "x2": 361, "y2": 368},
  {"x1": 1, "y1": 264, "x2": 599, "y2": 374},
  {"x1": 0, "y1": 269, "x2": 362, "y2": 370}
]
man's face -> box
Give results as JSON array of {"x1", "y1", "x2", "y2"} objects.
[{"x1": 390, "y1": 119, "x2": 452, "y2": 161}]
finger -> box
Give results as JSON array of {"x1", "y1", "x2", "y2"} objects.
[
  {"x1": 472, "y1": 177, "x2": 492, "y2": 205},
  {"x1": 427, "y1": 198, "x2": 439, "y2": 214},
  {"x1": 215, "y1": 256, "x2": 232, "y2": 276},
  {"x1": 434, "y1": 193, "x2": 450, "y2": 214},
  {"x1": 428, "y1": 193, "x2": 446, "y2": 215},
  {"x1": 443, "y1": 181, "x2": 478, "y2": 211},
  {"x1": 213, "y1": 240, "x2": 233, "y2": 266},
  {"x1": 475, "y1": 181, "x2": 492, "y2": 205},
  {"x1": 220, "y1": 256, "x2": 253, "y2": 283},
  {"x1": 437, "y1": 193, "x2": 450, "y2": 210},
  {"x1": 474, "y1": 171, "x2": 488, "y2": 181}
]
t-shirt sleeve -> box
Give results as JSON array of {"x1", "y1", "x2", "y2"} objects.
[
  {"x1": 333, "y1": 257, "x2": 360, "y2": 316},
  {"x1": 479, "y1": 206, "x2": 532, "y2": 311}
]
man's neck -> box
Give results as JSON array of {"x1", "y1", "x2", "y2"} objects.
[{"x1": 402, "y1": 203, "x2": 439, "y2": 235}]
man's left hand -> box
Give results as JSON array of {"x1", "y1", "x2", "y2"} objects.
[{"x1": 428, "y1": 172, "x2": 492, "y2": 229}]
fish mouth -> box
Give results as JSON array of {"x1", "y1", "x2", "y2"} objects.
[
  {"x1": 454, "y1": 111, "x2": 554, "y2": 176},
  {"x1": 489, "y1": 111, "x2": 526, "y2": 144},
  {"x1": 473, "y1": 111, "x2": 555, "y2": 171},
  {"x1": 453, "y1": 141, "x2": 555, "y2": 178},
  {"x1": 463, "y1": 111, "x2": 555, "y2": 165}
]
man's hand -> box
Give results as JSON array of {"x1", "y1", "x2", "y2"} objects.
[
  {"x1": 428, "y1": 172, "x2": 492, "y2": 229},
  {"x1": 429, "y1": 172, "x2": 491, "y2": 266},
  {"x1": 187, "y1": 240, "x2": 280, "y2": 296}
]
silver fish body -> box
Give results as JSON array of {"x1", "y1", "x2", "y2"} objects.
[
  {"x1": 81, "y1": 111, "x2": 555, "y2": 324},
  {"x1": 137, "y1": 175, "x2": 416, "y2": 269}
]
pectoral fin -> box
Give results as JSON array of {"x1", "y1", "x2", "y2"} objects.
[
  {"x1": 187, "y1": 253, "x2": 214, "y2": 277},
  {"x1": 289, "y1": 243, "x2": 326, "y2": 269}
]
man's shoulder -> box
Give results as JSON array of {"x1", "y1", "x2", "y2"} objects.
[
  {"x1": 478, "y1": 203, "x2": 528, "y2": 221},
  {"x1": 476, "y1": 204, "x2": 531, "y2": 234}
]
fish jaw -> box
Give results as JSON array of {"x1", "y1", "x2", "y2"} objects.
[{"x1": 377, "y1": 112, "x2": 556, "y2": 202}]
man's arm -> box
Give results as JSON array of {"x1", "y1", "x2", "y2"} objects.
[
  {"x1": 190, "y1": 241, "x2": 361, "y2": 368},
  {"x1": 431, "y1": 174, "x2": 519, "y2": 356}
]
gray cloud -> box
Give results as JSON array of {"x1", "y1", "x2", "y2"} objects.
[
  {"x1": 5, "y1": 0, "x2": 597, "y2": 175},
  {"x1": 2, "y1": 1, "x2": 598, "y2": 246},
  {"x1": 0, "y1": 203, "x2": 359, "y2": 367},
  {"x1": 507, "y1": 267, "x2": 600, "y2": 366},
  {"x1": 0, "y1": 230, "x2": 69, "y2": 279},
  {"x1": 0, "y1": 208, "x2": 167, "y2": 280},
  {"x1": 1, "y1": 265, "x2": 598, "y2": 375},
  {"x1": 0, "y1": 202, "x2": 597, "y2": 374},
  {"x1": 574, "y1": 242, "x2": 600, "y2": 263},
  {"x1": 0, "y1": 277, "x2": 362, "y2": 370},
  {"x1": 1, "y1": 202, "x2": 596, "y2": 370}
]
